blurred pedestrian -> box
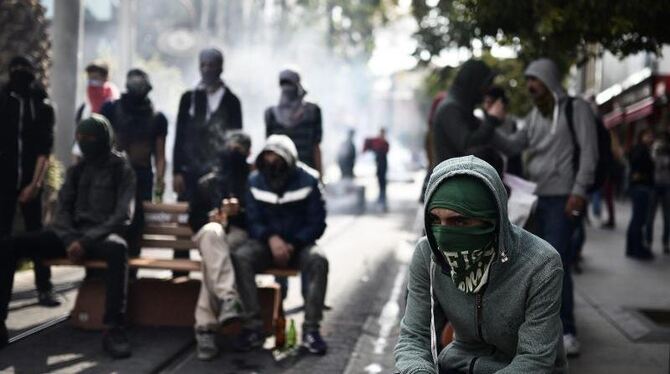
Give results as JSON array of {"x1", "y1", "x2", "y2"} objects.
[
  {"x1": 646, "y1": 131, "x2": 670, "y2": 254},
  {"x1": 491, "y1": 58, "x2": 599, "y2": 356},
  {"x1": 483, "y1": 85, "x2": 523, "y2": 177},
  {"x1": 265, "y1": 69, "x2": 323, "y2": 174},
  {"x1": 394, "y1": 156, "x2": 566, "y2": 373},
  {"x1": 627, "y1": 128, "x2": 655, "y2": 260},
  {"x1": 100, "y1": 69, "x2": 167, "y2": 270},
  {"x1": 173, "y1": 48, "x2": 243, "y2": 276},
  {"x1": 0, "y1": 56, "x2": 59, "y2": 307},
  {"x1": 337, "y1": 129, "x2": 356, "y2": 179},
  {"x1": 364, "y1": 128, "x2": 390, "y2": 210}
]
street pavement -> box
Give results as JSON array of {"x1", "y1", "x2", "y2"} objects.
[{"x1": 3, "y1": 174, "x2": 670, "y2": 373}]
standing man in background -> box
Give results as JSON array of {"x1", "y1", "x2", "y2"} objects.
[
  {"x1": 0, "y1": 56, "x2": 58, "y2": 307},
  {"x1": 173, "y1": 48, "x2": 243, "y2": 276},
  {"x1": 364, "y1": 128, "x2": 390, "y2": 210}
]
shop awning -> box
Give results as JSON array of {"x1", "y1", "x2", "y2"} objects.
[{"x1": 624, "y1": 97, "x2": 655, "y2": 123}]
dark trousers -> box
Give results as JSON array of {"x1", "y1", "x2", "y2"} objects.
[
  {"x1": 232, "y1": 241, "x2": 328, "y2": 332},
  {"x1": 0, "y1": 191, "x2": 52, "y2": 292},
  {"x1": 535, "y1": 196, "x2": 577, "y2": 335},
  {"x1": 127, "y1": 166, "x2": 153, "y2": 258},
  {"x1": 0, "y1": 230, "x2": 128, "y2": 325},
  {"x1": 645, "y1": 185, "x2": 670, "y2": 248},
  {"x1": 627, "y1": 185, "x2": 652, "y2": 255}
]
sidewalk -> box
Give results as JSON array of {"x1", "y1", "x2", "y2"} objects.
[{"x1": 570, "y1": 201, "x2": 670, "y2": 373}]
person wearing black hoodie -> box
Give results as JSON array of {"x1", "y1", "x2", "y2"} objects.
[
  {"x1": 100, "y1": 69, "x2": 167, "y2": 264},
  {"x1": 0, "y1": 56, "x2": 58, "y2": 307},
  {"x1": 0, "y1": 115, "x2": 136, "y2": 358},
  {"x1": 429, "y1": 59, "x2": 505, "y2": 167},
  {"x1": 188, "y1": 131, "x2": 252, "y2": 361}
]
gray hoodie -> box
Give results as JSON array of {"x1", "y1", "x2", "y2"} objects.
[
  {"x1": 394, "y1": 156, "x2": 567, "y2": 374},
  {"x1": 491, "y1": 58, "x2": 598, "y2": 198}
]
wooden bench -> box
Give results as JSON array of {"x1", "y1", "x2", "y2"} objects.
[{"x1": 44, "y1": 202, "x2": 298, "y2": 333}]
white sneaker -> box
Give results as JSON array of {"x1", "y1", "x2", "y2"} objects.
[{"x1": 563, "y1": 333, "x2": 580, "y2": 357}]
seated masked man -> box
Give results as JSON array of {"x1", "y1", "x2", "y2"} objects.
[
  {"x1": 0, "y1": 115, "x2": 136, "y2": 359},
  {"x1": 232, "y1": 135, "x2": 329, "y2": 355},
  {"x1": 188, "y1": 131, "x2": 252, "y2": 361}
]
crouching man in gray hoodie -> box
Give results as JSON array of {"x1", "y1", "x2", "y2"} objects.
[{"x1": 490, "y1": 58, "x2": 598, "y2": 356}]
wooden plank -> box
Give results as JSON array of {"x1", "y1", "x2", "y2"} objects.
[
  {"x1": 44, "y1": 258, "x2": 298, "y2": 276},
  {"x1": 143, "y1": 202, "x2": 188, "y2": 214},
  {"x1": 139, "y1": 238, "x2": 196, "y2": 250},
  {"x1": 143, "y1": 225, "x2": 193, "y2": 237}
]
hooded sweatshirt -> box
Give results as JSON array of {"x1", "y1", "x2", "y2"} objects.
[
  {"x1": 245, "y1": 135, "x2": 326, "y2": 249},
  {"x1": 430, "y1": 60, "x2": 500, "y2": 167},
  {"x1": 394, "y1": 156, "x2": 566, "y2": 374},
  {"x1": 491, "y1": 58, "x2": 598, "y2": 198}
]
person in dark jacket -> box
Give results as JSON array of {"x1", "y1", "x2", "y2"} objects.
[
  {"x1": 232, "y1": 135, "x2": 329, "y2": 355},
  {"x1": 172, "y1": 48, "x2": 243, "y2": 275},
  {"x1": 265, "y1": 69, "x2": 323, "y2": 174},
  {"x1": 101, "y1": 69, "x2": 167, "y2": 264},
  {"x1": 0, "y1": 115, "x2": 136, "y2": 358},
  {"x1": 189, "y1": 131, "x2": 252, "y2": 361},
  {"x1": 364, "y1": 128, "x2": 390, "y2": 209},
  {"x1": 627, "y1": 128, "x2": 655, "y2": 260},
  {"x1": 646, "y1": 131, "x2": 670, "y2": 254},
  {"x1": 0, "y1": 56, "x2": 58, "y2": 307},
  {"x1": 430, "y1": 60, "x2": 504, "y2": 167},
  {"x1": 173, "y1": 48, "x2": 243, "y2": 202}
]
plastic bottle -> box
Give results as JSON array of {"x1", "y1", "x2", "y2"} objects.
[{"x1": 286, "y1": 319, "x2": 297, "y2": 349}]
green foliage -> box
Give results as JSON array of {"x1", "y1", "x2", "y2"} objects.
[
  {"x1": 423, "y1": 52, "x2": 532, "y2": 115},
  {"x1": 412, "y1": 0, "x2": 670, "y2": 72}
]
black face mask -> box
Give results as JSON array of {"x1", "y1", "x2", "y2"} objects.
[
  {"x1": 222, "y1": 149, "x2": 248, "y2": 174},
  {"x1": 9, "y1": 70, "x2": 35, "y2": 94},
  {"x1": 78, "y1": 136, "x2": 109, "y2": 161},
  {"x1": 260, "y1": 161, "x2": 290, "y2": 192},
  {"x1": 126, "y1": 81, "x2": 151, "y2": 100}
]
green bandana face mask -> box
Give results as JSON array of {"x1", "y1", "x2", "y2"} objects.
[{"x1": 431, "y1": 223, "x2": 496, "y2": 293}]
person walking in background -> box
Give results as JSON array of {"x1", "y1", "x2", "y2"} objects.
[
  {"x1": 0, "y1": 56, "x2": 58, "y2": 307},
  {"x1": 646, "y1": 130, "x2": 670, "y2": 255},
  {"x1": 173, "y1": 48, "x2": 243, "y2": 276},
  {"x1": 100, "y1": 68, "x2": 167, "y2": 271},
  {"x1": 491, "y1": 58, "x2": 599, "y2": 356},
  {"x1": 337, "y1": 128, "x2": 356, "y2": 179},
  {"x1": 627, "y1": 129, "x2": 656, "y2": 260},
  {"x1": 364, "y1": 128, "x2": 390, "y2": 210},
  {"x1": 265, "y1": 69, "x2": 323, "y2": 175}
]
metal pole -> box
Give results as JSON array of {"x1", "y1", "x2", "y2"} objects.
[{"x1": 50, "y1": 0, "x2": 83, "y2": 166}]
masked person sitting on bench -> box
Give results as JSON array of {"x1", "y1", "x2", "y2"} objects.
[{"x1": 0, "y1": 115, "x2": 136, "y2": 359}]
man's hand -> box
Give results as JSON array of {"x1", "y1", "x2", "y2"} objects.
[
  {"x1": 221, "y1": 198, "x2": 240, "y2": 217},
  {"x1": 18, "y1": 183, "x2": 39, "y2": 203},
  {"x1": 173, "y1": 174, "x2": 185, "y2": 195},
  {"x1": 485, "y1": 98, "x2": 506, "y2": 121},
  {"x1": 66, "y1": 241, "x2": 85, "y2": 263},
  {"x1": 564, "y1": 194, "x2": 586, "y2": 219},
  {"x1": 268, "y1": 235, "x2": 293, "y2": 267},
  {"x1": 208, "y1": 208, "x2": 228, "y2": 225}
]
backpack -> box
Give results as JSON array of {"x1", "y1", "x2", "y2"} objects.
[{"x1": 565, "y1": 97, "x2": 613, "y2": 194}]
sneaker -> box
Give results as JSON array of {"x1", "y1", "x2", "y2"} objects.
[
  {"x1": 0, "y1": 321, "x2": 7, "y2": 349},
  {"x1": 302, "y1": 331, "x2": 327, "y2": 355},
  {"x1": 233, "y1": 328, "x2": 265, "y2": 352},
  {"x1": 664, "y1": 246, "x2": 670, "y2": 255},
  {"x1": 218, "y1": 298, "x2": 242, "y2": 326},
  {"x1": 102, "y1": 326, "x2": 132, "y2": 359},
  {"x1": 37, "y1": 290, "x2": 61, "y2": 307},
  {"x1": 195, "y1": 329, "x2": 219, "y2": 361},
  {"x1": 627, "y1": 250, "x2": 655, "y2": 261},
  {"x1": 563, "y1": 333, "x2": 580, "y2": 357}
]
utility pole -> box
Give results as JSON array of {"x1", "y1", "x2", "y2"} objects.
[
  {"x1": 118, "y1": 0, "x2": 136, "y2": 77},
  {"x1": 51, "y1": 0, "x2": 83, "y2": 166}
]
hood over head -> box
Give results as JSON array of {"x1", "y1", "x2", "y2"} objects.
[
  {"x1": 448, "y1": 59, "x2": 496, "y2": 109},
  {"x1": 256, "y1": 134, "x2": 298, "y2": 170},
  {"x1": 423, "y1": 156, "x2": 512, "y2": 271},
  {"x1": 76, "y1": 114, "x2": 114, "y2": 161},
  {"x1": 524, "y1": 58, "x2": 565, "y2": 98}
]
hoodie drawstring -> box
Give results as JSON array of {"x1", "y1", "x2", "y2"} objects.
[{"x1": 429, "y1": 260, "x2": 439, "y2": 372}]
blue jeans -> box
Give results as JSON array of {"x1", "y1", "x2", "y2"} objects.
[
  {"x1": 645, "y1": 185, "x2": 670, "y2": 248},
  {"x1": 535, "y1": 196, "x2": 577, "y2": 335},
  {"x1": 627, "y1": 185, "x2": 652, "y2": 255}
]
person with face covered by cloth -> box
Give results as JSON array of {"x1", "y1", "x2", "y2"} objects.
[
  {"x1": 0, "y1": 56, "x2": 58, "y2": 307},
  {"x1": 265, "y1": 69, "x2": 323, "y2": 174},
  {"x1": 187, "y1": 131, "x2": 252, "y2": 361},
  {"x1": 100, "y1": 69, "x2": 167, "y2": 272},
  {"x1": 394, "y1": 156, "x2": 566, "y2": 374},
  {"x1": 173, "y1": 48, "x2": 242, "y2": 276},
  {"x1": 0, "y1": 115, "x2": 136, "y2": 357},
  {"x1": 232, "y1": 135, "x2": 328, "y2": 355}
]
